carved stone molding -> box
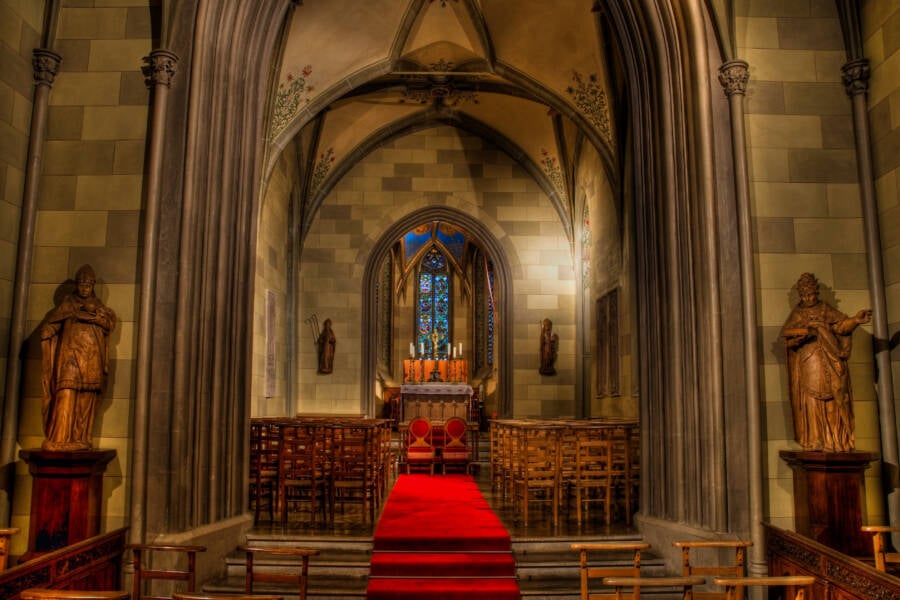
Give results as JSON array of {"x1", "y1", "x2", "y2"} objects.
[
  {"x1": 718, "y1": 60, "x2": 749, "y2": 97},
  {"x1": 841, "y1": 59, "x2": 870, "y2": 96},
  {"x1": 32, "y1": 49, "x2": 62, "y2": 87},
  {"x1": 142, "y1": 49, "x2": 179, "y2": 89}
]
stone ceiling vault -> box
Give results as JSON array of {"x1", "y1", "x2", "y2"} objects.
[{"x1": 265, "y1": 0, "x2": 620, "y2": 242}]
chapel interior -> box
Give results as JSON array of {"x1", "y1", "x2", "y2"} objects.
[{"x1": 1, "y1": 0, "x2": 900, "y2": 599}]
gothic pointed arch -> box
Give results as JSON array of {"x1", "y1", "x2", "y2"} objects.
[{"x1": 360, "y1": 206, "x2": 515, "y2": 418}]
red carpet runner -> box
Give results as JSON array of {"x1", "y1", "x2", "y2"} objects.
[{"x1": 366, "y1": 474, "x2": 521, "y2": 599}]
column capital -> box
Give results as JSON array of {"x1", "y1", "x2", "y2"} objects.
[
  {"x1": 841, "y1": 58, "x2": 870, "y2": 97},
  {"x1": 32, "y1": 49, "x2": 62, "y2": 88},
  {"x1": 718, "y1": 60, "x2": 750, "y2": 97},
  {"x1": 142, "y1": 49, "x2": 179, "y2": 89}
]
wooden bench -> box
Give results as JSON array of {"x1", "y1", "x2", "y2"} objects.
[
  {"x1": 674, "y1": 540, "x2": 752, "y2": 600},
  {"x1": 238, "y1": 545, "x2": 319, "y2": 600},
  {"x1": 713, "y1": 576, "x2": 815, "y2": 600},
  {"x1": 571, "y1": 541, "x2": 651, "y2": 600},
  {"x1": 0, "y1": 528, "x2": 19, "y2": 570},
  {"x1": 127, "y1": 543, "x2": 206, "y2": 600},
  {"x1": 861, "y1": 525, "x2": 900, "y2": 573},
  {"x1": 602, "y1": 575, "x2": 706, "y2": 600}
]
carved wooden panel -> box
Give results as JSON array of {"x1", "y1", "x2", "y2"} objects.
[
  {"x1": 765, "y1": 524, "x2": 900, "y2": 600},
  {"x1": 0, "y1": 528, "x2": 126, "y2": 600}
]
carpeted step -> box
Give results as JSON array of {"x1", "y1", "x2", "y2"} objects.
[
  {"x1": 366, "y1": 576, "x2": 522, "y2": 599},
  {"x1": 369, "y1": 551, "x2": 517, "y2": 577}
]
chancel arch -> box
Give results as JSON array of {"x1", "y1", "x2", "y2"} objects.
[{"x1": 359, "y1": 204, "x2": 517, "y2": 420}]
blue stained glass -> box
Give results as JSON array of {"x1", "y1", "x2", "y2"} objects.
[{"x1": 416, "y1": 249, "x2": 451, "y2": 359}]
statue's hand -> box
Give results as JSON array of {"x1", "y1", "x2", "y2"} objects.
[{"x1": 855, "y1": 308, "x2": 872, "y2": 324}]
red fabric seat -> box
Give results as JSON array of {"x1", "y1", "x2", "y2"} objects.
[
  {"x1": 405, "y1": 416, "x2": 436, "y2": 474},
  {"x1": 441, "y1": 416, "x2": 470, "y2": 473}
]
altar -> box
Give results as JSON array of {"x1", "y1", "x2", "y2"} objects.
[{"x1": 398, "y1": 383, "x2": 474, "y2": 425}]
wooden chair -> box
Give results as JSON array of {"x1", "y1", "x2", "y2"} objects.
[
  {"x1": 329, "y1": 423, "x2": 378, "y2": 523},
  {"x1": 250, "y1": 419, "x2": 283, "y2": 523},
  {"x1": 238, "y1": 545, "x2": 319, "y2": 600},
  {"x1": 602, "y1": 575, "x2": 706, "y2": 600},
  {"x1": 20, "y1": 591, "x2": 129, "y2": 600},
  {"x1": 571, "y1": 541, "x2": 650, "y2": 600},
  {"x1": 279, "y1": 423, "x2": 327, "y2": 525},
  {"x1": 573, "y1": 430, "x2": 612, "y2": 525},
  {"x1": 513, "y1": 424, "x2": 561, "y2": 527},
  {"x1": 712, "y1": 575, "x2": 815, "y2": 600},
  {"x1": 405, "y1": 416, "x2": 436, "y2": 474},
  {"x1": 861, "y1": 525, "x2": 900, "y2": 573},
  {"x1": 127, "y1": 543, "x2": 207, "y2": 600},
  {"x1": 441, "y1": 416, "x2": 471, "y2": 473},
  {"x1": 0, "y1": 527, "x2": 19, "y2": 570},
  {"x1": 674, "y1": 540, "x2": 753, "y2": 600}
]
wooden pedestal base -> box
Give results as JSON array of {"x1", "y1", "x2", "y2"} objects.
[
  {"x1": 780, "y1": 449, "x2": 876, "y2": 558},
  {"x1": 18, "y1": 448, "x2": 116, "y2": 561}
]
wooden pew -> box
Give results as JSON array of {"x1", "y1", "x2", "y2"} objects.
[
  {"x1": 0, "y1": 528, "x2": 127, "y2": 600},
  {"x1": 860, "y1": 525, "x2": 900, "y2": 573}
]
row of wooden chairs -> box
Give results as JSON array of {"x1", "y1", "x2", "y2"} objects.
[
  {"x1": 250, "y1": 417, "x2": 394, "y2": 525},
  {"x1": 490, "y1": 418, "x2": 639, "y2": 527},
  {"x1": 573, "y1": 540, "x2": 812, "y2": 600}
]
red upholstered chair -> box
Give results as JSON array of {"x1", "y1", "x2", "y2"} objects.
[
  {"x1": 441, "y1": 416, "x2": 471, "y2": 473},
  {"x1": 405, "y1": 416, "x2": 436, "y2": 474}
]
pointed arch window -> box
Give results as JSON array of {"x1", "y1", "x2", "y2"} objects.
[{"x1": 417, "y1": 247, "x2": 451, "y2": 359}]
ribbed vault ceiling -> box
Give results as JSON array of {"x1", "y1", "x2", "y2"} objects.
[{"x1": 269, "y1": 0, "x2": 619, "y2": 237}]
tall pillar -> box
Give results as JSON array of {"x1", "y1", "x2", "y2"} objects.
[
  {"x1": 1, "y1": 48, "x2": 62, "y2": 526},
  {"x1": 841, "y1": 58, "x2": 900, "y2": 541},
  {"x1": 718, "y1": 59, "x2": 767, "y2": 578},
  {"x1": 130, "y1": 49, "x2": 178, "y2": 544}
]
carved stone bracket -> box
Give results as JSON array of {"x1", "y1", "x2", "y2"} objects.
[
  {"x1": 142, "y1": 49, "x2": 179, "y2": 89},
  {"x1": 32, "y1": 49, "x2": 62, "y2": 88},
  {"x1": 718, "y1": 59, "x2": 749, "y2": 97},
  {"x1": 842, "y1": 58, "x2": 870, "y2": 97}
]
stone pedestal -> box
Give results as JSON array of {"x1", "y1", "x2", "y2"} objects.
[
  {"x1": 780, "y1": 449, "x2": 877, "y2": 557},
  {"x1": 18, "y1": 448, "x2": 116, "y2": 560}
]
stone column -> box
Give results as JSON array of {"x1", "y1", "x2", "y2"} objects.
[
  {"x1": 130, "y1": 49, "x2": 177, "y2": 544},
  {"x1": 841, "y1": 58, "x2": 900, "y2": 542},
  {"x1": 718, "y1": 59, "x2": 766, "y2": 577},
  {"x1": 1, "y1": 49, "x2": 62, "y2": 526}
]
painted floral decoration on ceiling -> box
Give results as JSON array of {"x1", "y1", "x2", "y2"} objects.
[
  {"x1": 311, "y1": 147, "x2": 335, "y2": 192},
  {"x1": 540, "y1": 148, "x2": 567, "y2": 202},
  {"x1": 566, "y1": 71, "x2": 611, "y2": 143},
  {"x1": 270, "y1": 65, "x2": 314, "y2": 138}
]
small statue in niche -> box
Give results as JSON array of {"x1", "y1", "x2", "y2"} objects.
[
  {"x1": 539, "y1": 318, "x2": 558, "y2": 375},
  {"x1": 317, "y1": 318, "x2": 336, "y2": 374},
  {"x1": 781, "y1": 272, "x2": 871, "y2": 453},
  {"x1": 39, "y1": 265, "x2": 117, "y2": 451}
]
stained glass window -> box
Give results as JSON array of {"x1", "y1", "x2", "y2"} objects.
[{"x1": 417, "y1": 247, "x2": 450, "y2": 359}]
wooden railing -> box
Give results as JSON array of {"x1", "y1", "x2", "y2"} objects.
[
  {"x1": 765, "y1": 523, "x2": 900, "y2": 600},
  {"x1": 0, "y1": 528, "x2": 127, "y2": 600}
]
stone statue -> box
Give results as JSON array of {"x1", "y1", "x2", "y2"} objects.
[
  {"x1": 39, "y1": 265, "x2": 117, "y2": 451},
  {"x1": 539, "y1": 318, "x2": 558, "y2": 375},
  {"x1": 317, "y1": 318, "x2": 336, "y2": 374},
  {"x1": 781, "y1": 273, "x2": 871, "y2": 452}
]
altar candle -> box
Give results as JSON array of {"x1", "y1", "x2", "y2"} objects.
[
  {"x1": 447, "y1": 343, "x2": 451, "y2": 357},
  {"x1": 420, "y1": 342, "x2": 424, "y2": 356},
  {"x1": 453, "y1": 347, "x2": 457, "y2": 358},
  {"x1": 458, "y1": 342, "x2": 462, "y2": 355},
  {"x1": 409, "y1": 342, "x2": 415, "y2": 357}
]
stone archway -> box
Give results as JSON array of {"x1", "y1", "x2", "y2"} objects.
[{"x1": 360, "y1": 205, "x2": 516, "y2": 419}]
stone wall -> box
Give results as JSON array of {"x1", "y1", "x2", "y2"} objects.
[
  {"x1": 738, "y1": 1, "x2": 882, "y2": 528},
  {"x1": 10, "y1": 1, "x2": 153, "y2": 555},
  {"x1": 296, "y1": 126, "x2": 577, "y2": 417},
  {"x1": 863, "y1": 0, "x2": 900, "y2": 440}
]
